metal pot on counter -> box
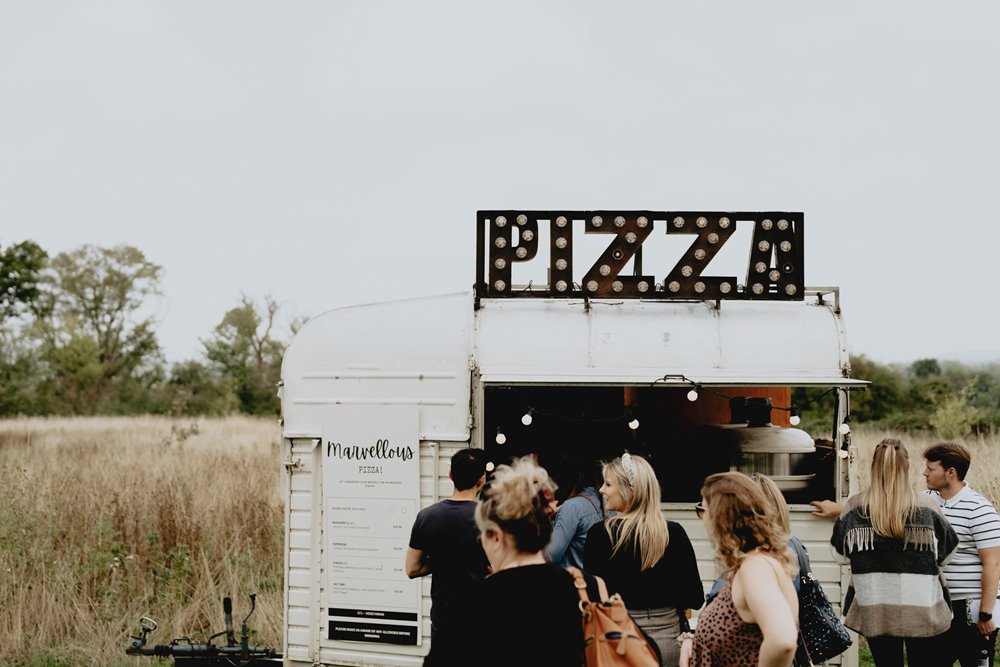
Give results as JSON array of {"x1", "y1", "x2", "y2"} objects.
[{"x1": 721, "y1": 397, "x2": 816, "y2": 491}]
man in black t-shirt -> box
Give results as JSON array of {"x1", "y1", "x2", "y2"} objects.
[{"x1": 405, "y1": 448, "x2": 488, "y2": 666}]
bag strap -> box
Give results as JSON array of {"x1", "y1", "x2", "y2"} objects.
[
  {"x1": 789, "y1": 536, "x2": 811, "y2": 580},
  {"x1": 795, "y1": 628, "x2": 815, "y2": 667},
  {"x1": 565, "y1": 566, "x2": 608, "y2": 604},
  {"x1": 678, "y1": 607, "x2": 692, "y2": 634},
  {"x1": 582, "y1": 492, "x2": 601, "y2": 517}
]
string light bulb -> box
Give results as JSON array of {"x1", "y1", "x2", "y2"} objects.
[
  {"x1": 521, "y1": 409, "x2": 534, "y2": 426},
  {"x1": 495, "y1": 428, "x2": 507, "y2": 445},
  {"x1": 789, "y1": 406, "x2": 801, "y2": 426},
  {"x1": 627, "y1": 411, "x2": 640, "y2": 430},
  {"x1": 486, "y1": 461, "x2": 495, "y2": 472},
  {"x1": 839, "y1": 415, "x2": 851, "y2": 435},
  {"x1": 687, "y1": 385, "x2": 701, "y2": 402}
]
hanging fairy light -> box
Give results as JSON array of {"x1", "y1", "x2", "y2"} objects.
[
  {"x1": 687, "y1": 384, "x2": 701, "y2": 402},
  {"x1": 627, "y1": 409, "x2": 640, "y2": 430},
  {"x1": 521, "y1": 409, "x2": 534, "y2": 426},
  {"x1": 495, "y1": 427, "x2": 507, "y2": 445},
  {"x1": 839, "y1": 415, "x2": 851, "y2": 435}
]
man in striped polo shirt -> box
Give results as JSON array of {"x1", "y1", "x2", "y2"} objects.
[{"x1": 923, "y1": 442, "x2": 1000, "y2": 667}]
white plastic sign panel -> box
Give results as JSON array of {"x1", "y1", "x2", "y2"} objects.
[{"x1": 322, "y1": 404, "x2": 421, "y2": 645}]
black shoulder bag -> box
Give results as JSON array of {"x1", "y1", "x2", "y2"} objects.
[{"x1": 790, "y1": 538, "x2": 852, "y2": 665}]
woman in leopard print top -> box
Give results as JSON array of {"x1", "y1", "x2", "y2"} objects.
[{"x1": 680, "y1": 472, "x2": 799, "y2": 667}]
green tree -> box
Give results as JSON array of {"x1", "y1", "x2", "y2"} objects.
[
  {"x1": 0, "y1": 325, "x2": 45, "y2": 414},
  {"x1": 847, "y1": 355, "x2": 904, "y2": 423},
  {"x1": 162, "y1": 360, "x2": 239, "y2": 416},
  {"x1": 40, "y1": 245, "x2": 164, "y2": 413},
  {"x1": 910, "y1": 358, "x2": 942, "y2": 378},
  {"x1": 202, "y1": 295, "x2": 284, "y2": 415},
  {"x1": 0, "y1": 240, "x2": 48, "y2": 415},
  {"x1": 0, "y1": 240, "x2": 47, "y2": 323},
  {"x1": 36, "y1": 318, "x2": 106, "y2": 414},
  {"x1": 929, "y1": 379, "x2": 981, "y2": 439}
]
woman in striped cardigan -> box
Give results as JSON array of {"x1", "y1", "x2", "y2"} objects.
[{"x1": 831, "y1": 438, "x2": 959, "y2": 667}]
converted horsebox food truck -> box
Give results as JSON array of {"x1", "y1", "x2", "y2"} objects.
[{"x1": 277, "y1": 210, "x2": 868, "y2": 666}]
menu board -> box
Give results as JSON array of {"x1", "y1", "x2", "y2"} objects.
[{"x1": 322, "y1": 404, "x2": 421, "y2": 645}]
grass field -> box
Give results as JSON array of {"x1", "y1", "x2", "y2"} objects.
[
  {"x1": 0, "y1": 417, "x2": 997, "y2": 665},
  {"x1": 0, "y1": 416, "x2": 284, "y2": 667}
]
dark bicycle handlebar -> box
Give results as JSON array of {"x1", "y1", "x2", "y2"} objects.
[{"x1": 126, "y1": 594, "x2": 279, "y2": 665}]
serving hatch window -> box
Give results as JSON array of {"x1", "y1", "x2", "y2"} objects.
[{"x1": 482, "y1": 384, "x2": 838, "y2": 504}]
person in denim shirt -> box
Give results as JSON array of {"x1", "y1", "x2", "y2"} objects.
[{"x1": 545, "y1": 452, "x2": 604, "y2": 568}]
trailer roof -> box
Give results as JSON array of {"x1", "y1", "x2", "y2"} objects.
[{"x1": 281, "y1": 290, "x2": 865, "y2": 439}]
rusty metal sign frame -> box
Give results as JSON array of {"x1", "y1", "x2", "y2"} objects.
[{"x1": 474, "y1": 210, "x2": 804, "y2": 308}]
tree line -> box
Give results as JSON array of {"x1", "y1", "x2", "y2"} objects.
[
  {"x1": 3, "y1": 238, "x2": 1000, "y2": 433},
  {"x1": 1, "y1": 240, "x2": 289, "y2": 416},
  {"x1": 794, "y1": 355, "x2": 1000, "y2": 439}
]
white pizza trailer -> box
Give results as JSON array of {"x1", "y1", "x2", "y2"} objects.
[{"x1": 277, "y1": 210, "x2": 868, "y2": 666}]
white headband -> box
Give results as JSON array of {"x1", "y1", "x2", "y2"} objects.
[{"x1": 621, "y1": 452, "x2": 635, "y2": 487}]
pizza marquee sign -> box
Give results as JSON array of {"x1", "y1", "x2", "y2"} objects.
[{"x1": 474, "y1": 210, "x2": 804, "y2": 305}]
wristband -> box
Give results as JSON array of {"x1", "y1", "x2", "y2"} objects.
[{"x1": 979, "y1": 611, "x2": 993, "y2": 622}]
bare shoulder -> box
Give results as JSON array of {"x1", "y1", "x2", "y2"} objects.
[
  {"x1": 733, "y1": 552, "x2": 797, "y2": 621},
  {"x1": 736, "y1": 552, "x2": 783, "y2": 580}
]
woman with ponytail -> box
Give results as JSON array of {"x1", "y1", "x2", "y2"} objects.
[
  {"x1": 831, "y1": 438, "x2": 959, "y2": 666},
  {"x1": 470, "y1": 456, "x2": 584, "y2": 666},
  {"x1": 585, "y1": 453, "x2": 704, "y2": 666}
]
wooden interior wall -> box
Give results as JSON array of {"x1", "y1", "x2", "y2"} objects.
[{"x1": 623, "y1": 386, "x2": 792, "y2": 428}]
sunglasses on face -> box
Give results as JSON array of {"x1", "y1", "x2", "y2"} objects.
[{"x1": 694, "y1": 503, "x2": 706, "y2": 519}]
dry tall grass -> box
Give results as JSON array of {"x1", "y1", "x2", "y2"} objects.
[
  {"x1": 1, "y1": 418, "x2": 998, "y2": 666},
  {"x1": 0, "y1": 416, "x2": 284, "y2": 667}
]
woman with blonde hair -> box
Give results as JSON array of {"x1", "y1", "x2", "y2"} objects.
[
  {"x1": 680, "y1": 471, "x2": 799, "y2": 667},
  {"x1": 584, "y1": 453, "x2": 704, "y2": 666},
  {"x1": 830, "y1": 438, "x2": 958, "y2": 667},
  {"x1": 754, "y1": 473, "x2": 793, "y2": 536},
  {"x1": 752, "y1": 472, "x2": 808, "y2": 591},
  {"x1": 469, "y1": 456, "x2": 584, "y2": 666}
]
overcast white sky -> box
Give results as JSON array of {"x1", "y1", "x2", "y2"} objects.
[{"x1": 2, "y1": 2, "x2": 997, "y2": 366}]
